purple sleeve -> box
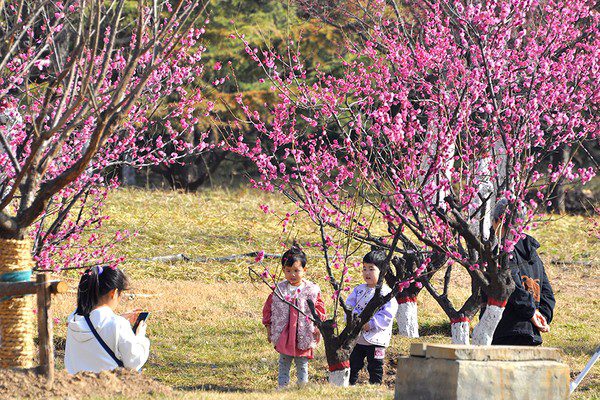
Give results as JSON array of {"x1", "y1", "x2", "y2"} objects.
[
  {"x1": 369, "y1": 297, "x2": 398, "y2": 331},
  {"x1": 344, "y1": 287, "x2": 358, "y2": 322},
  {"x1": 345, "y1": 286, "x2": 358, "y2": 309}
]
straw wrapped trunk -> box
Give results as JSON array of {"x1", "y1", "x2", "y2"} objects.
[{"x1": 0, "y1": 238, "x2": 35, "y2": 368}]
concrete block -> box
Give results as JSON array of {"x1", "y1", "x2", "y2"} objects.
[
  {"x1": 395, "y1": 344, "x2": 570, "y2": 400},
  {"x1": 424, "y1": 344, "x2": 563, "y2": 362},
  {"x1": 410, "y1": 342, "x2": 427, "y2": 357}
]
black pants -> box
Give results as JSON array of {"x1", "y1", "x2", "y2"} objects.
[{"x1": 349, "y1": 344, "x2": 384, "y2": 385}]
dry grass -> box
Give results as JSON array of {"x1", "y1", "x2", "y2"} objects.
[{"x1": 49, "y1": 187, "x2": 599, "y2": 399}]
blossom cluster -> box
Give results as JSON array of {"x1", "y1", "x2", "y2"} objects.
[
  {"x1": 230, "y1": 0, "x2": 599, "y2": 298},
  {"x1": 0, "y1": 0, "x2": 210, "y2": 270}
]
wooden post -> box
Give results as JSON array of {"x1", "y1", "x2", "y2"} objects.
[
  {"x1": 0, "y1": 280, "x2": 67, "y2": 297},
  {"x1": 0, "y1": 275, "x2": 65, "y2": 380},
  {"x1": 36, "y1": 273, "x2": 54, "y2": 386}
]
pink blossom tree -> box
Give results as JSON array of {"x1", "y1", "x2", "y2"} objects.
[
  {"x1": 0, "y1": 0, "x2": 210, "y2": 368},
  {"x1": 230, "y1": 0, "x2": 599, "y2": 384}
]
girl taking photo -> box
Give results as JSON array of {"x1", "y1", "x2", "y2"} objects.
[{"x1": 65, "y1": 266, "x2": 150, "y2": 374}]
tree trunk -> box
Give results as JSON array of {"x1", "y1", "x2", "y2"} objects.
[
  {"x1": 471, "y1": 302, "x2": 505, "y2": 345},
  {"x1": 323, "y1": 337, "x2": 352, "y2": 386},
  {"x1": 319, "y1": 320, "x2": 355, "y2": 386},
  {"x1": 329, "y1": 368, "x2": 350, "y2": 386},
  {"x1": 450, "y1": 317, "x2": 470, "y2": 345},
  {"x1": 152, "y1": 149, "x2": 226, "y2": 191},
  {"x1": 396, "y1": 297, "x2": 419, "y2": 338},
  {"x1": 470, "y1": 264, "x2": 513, "y2": 345},
  {"x1": 0, "y1": 238, "x2": 35, "y2": 368},
  {"x1": 121, "y1": 155, "x2": 137, "y2": 186}
]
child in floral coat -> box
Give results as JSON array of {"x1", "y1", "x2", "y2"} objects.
[{"x1": 262, "y1": 244, "x2": 326, "y2": 388}]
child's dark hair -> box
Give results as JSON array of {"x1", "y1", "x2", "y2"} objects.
[
  {"x1": 76, "y1": 266, "x2": 130, "y2": 316},
  {"x1": 363, "y1": 250, "x2": 387, "y2": 270},
  {"x1": 281, "y1": 242, "x2": 307, "y2": 268}
]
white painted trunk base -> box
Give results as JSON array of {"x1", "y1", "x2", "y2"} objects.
[
  {"x1": 472, "y1": 305, "x2": 505, "y2": 345},
  {"x1": 396, "y1": 301, "x2": 419, "y2": 338},
  {"x1": 328, "y1": 368, "x2": 350, "y2": 387},
  {"x1": 451, "y1": 321, "x2": 470, "y2": 345}
]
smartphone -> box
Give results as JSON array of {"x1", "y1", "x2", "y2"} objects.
[{"x1": 132, "y1": 311, "x2": 150, "y2": 333}]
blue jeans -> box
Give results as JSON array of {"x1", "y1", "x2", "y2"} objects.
[{"x1": 278, "y1": 354, "x2": 309, "y2": 387}]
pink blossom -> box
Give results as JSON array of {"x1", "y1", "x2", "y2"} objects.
[
  {"x1": 0, "y1": 0, "x2": 212, "y2": 272},
  {"x1": 254, "y1": 250, "x2": 265, "y2": 263}
]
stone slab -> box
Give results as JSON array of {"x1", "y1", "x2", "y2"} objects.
[
  {"x1": 395, "y1": 356, "x2": 570, "y2": 400},
  {"x1": 409, "y1": 343, "x2": 426, "y2": 357},
  {"x1": 424, "y1": 343, "x2": 563, "y2": 362}
]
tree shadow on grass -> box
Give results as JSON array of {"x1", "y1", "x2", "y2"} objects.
[
  {"x1": 159, "y1": 360, "x2": 260, "y2": 392},
  {"x1": 176, "y1": 384, "x2": 252, "y2": 392},
  {"x1": 561, "y1": 344, "x2": 599, "y2": 357},
  {"x1": 418, "y1": 321, "x2": 451, "y2": 337}
]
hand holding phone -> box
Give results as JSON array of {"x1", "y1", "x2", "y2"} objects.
[
  {"x1": 132, "y1": 311, "x2": 150, "y2": 334},
  {"x1": 122, "y1": 309, "x2": 142, "y2": 326}
]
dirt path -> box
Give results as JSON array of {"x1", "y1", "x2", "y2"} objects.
[{"x1": 0, "y1": 368, "x2": 171, "y2": 399}]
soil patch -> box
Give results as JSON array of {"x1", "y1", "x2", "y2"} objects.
[{"x1": 0, "y1": 368, "x2": 172, "y2": 399}]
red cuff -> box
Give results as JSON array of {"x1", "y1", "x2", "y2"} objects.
[
  {"x1": 487, "y1": 298, "x2": 507, "y2": 307},
  {"x1": 397, "y1": 296, "x2": 417, "y2": 304},
  {"x1": 450, "y1": 316, "x2": 470, "y2": 324},
  {"x1": 328, "y1": 360, "x2": 350, "y2": 371}
]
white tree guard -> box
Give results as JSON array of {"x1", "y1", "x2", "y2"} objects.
[
  {"x1": 419, "y1": 132, "x2": 455, "y2": 210},
  {"x1": 469, "y1": 140, "x2": 508, "y2": 240},
  {"x1": 472, "y1": 155, "x2": 495, "y2": 240},
  {"x1": 451, "y1": 321, "x2": 470, "y2": 344},
  {"x1": 396, "y1": 301, "x2": 419, "y2": 338},
  {"x1": 329, "y1": 368, "x2": 350, "y2": 387},
  {"x1": 472, "y1": 305, "x2": 505, "y2": 345}
]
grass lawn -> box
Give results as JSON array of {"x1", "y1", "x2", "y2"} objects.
[{"x1": 51, "y1": 187, "x2": 600, "y2": 399}]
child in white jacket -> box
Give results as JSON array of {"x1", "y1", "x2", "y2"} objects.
[
  {"x1": 65, "y1": 266, "x2": 150, "y2": 374},
  {"x1": 346, "y1": 250, "x2": 398, "y2": 385}
]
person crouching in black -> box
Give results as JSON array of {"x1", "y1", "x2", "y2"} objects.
[{"x1": 484, "y1": 199, "x2": 556, "y2": 346}]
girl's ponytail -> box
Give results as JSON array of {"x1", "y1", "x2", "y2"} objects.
[
  {"x1": 282, "y1": 241, "x2": 307, "y2": 268},
  {"x1": 75, "y1": 266, "x2": 130, "y2": 316},
  {"x1": 76, "y1": 266, "x2": 101, "y2": 316}
]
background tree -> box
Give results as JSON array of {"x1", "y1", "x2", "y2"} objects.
[
  {"x1": 124, "y1": 0, "x2": 349, "y2": 190},
  {"x1": 229, "y1": 0, "x2": 599, "y2": 383},
  {"x1": 0, "y1": 0, "x2": 209, "y2": 367}
]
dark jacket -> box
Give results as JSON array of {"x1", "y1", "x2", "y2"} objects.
[{"x1": 486, "y1": 235, "x2": 556, "y2": 345}]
